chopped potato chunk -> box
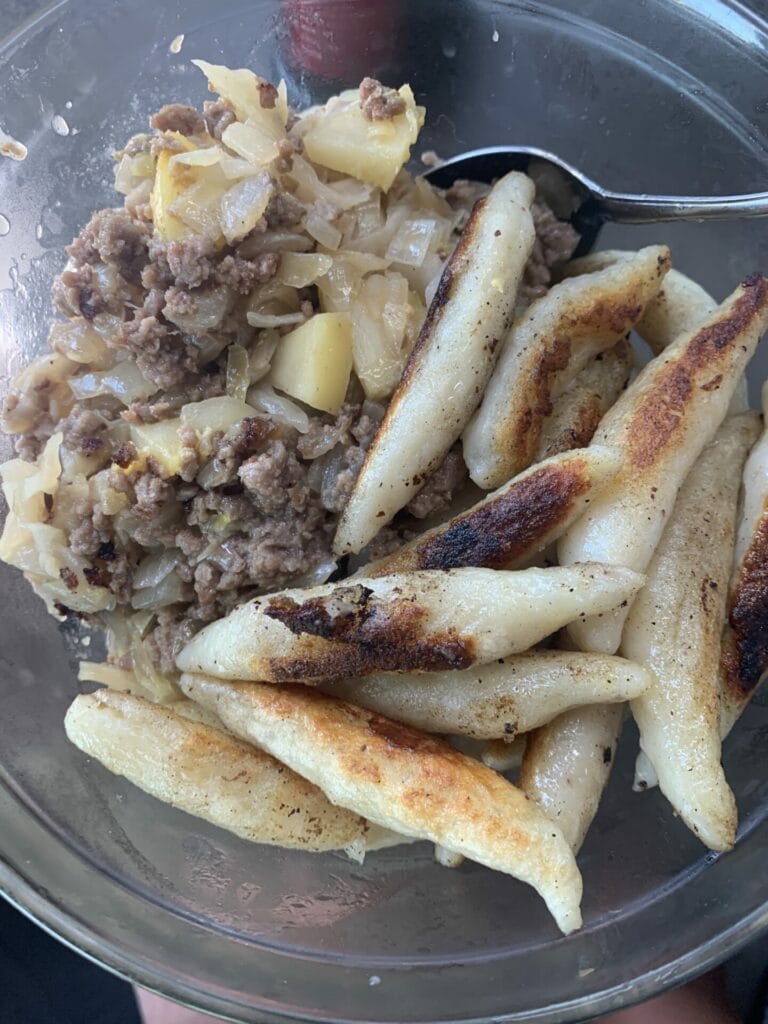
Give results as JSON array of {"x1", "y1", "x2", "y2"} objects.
[
  {"x1": 270, "y1": 313, "x2": 353, "y2": 414},
  {"x1": 130, "y1": 418, "x2": 184, "y2": 477},
  {"x1": 300, "y1": 85, "x2": 424, "y2": 192},
  {"x1": 150, "y1": 132, "x2": 197, "y2": 240}
]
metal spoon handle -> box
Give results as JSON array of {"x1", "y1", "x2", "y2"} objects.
[{"x1": 597, "y1": 191, "x2": 768, "y2": 224}]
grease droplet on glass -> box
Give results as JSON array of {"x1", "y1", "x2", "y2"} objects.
[
  {"x1": 0, "y1": 132, "x2": 27, "y2": 161},
  {"x1": 441, "y1": 40, "x2": 457, "y2": 58},
  {"x1": 0, "y1": 214, "x2": 10, "y2": 236},
  {"x1": 65, "y1": 100, "x2": 73, "y2": 110},
  {"x1": 170, "y1": 33, "x2": 185, "y2": 54},
  {"x1": 52, "y1": 115, "x2": 70, "y2": 137},
  {"x1": 369, "y1": 976, "x2": 381, "y2": 987},
  {"x1": 35, "y1": 223, "x2": 43, "y2": 240},
  {"x1": 492, "y1": 28, "x2": 500, "y2": 42}
]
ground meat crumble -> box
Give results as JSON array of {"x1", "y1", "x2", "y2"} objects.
[
  {"x1": 149, "y1": 103, "x2": 208, "y2": 138},
  {"x1": 359, "y1": 78, "x2": 407, "y2": 121},
  {"x1": 203, "y1": 99, "x2": 236, "y2": 140},
  {"x1": 523, "y1": 201, "x2": 579, "y2": 300}
]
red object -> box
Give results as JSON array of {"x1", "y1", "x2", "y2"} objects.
[{"x1": 285, "y1": 0, "x2": 399, "y2": 81}]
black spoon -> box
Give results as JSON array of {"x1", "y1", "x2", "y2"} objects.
[{"x1": 422, "y1": 145, "x2": 768, "y2": 255}]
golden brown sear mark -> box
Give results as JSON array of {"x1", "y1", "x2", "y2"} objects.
[
  {"x1": 264, "y1": 588, "x2": 476, "y2": 682},
  {"x1": 628, "y1": 275, "x2": 768, "y2": 469},
  {"x1": 367, "y1": 713, "x2": 446, "y2": 754},
  {"x1": 500, "y1": 257, "x2": 667, "y2": 474},
  {"x1": 247, "y1": 683, "x2": 450, "y2": 756},
  {"x1": 418, "y1": 458, "x2": 591, "y2": 569},
  {"x1": 721, "y1": 510, "x2": 768, "y2": 698},
  {"x1": 265, "y1": 584, "x2": 376, "y2": 641},
  {"x1": 523, "y1": 336, "x2": 573, "y2": 428},
  {"x1": 564, "y1": 399, "x2": 605, "y2": 451}
]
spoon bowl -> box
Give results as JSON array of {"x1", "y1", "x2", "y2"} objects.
[{"x1": 423, "y1": 146, "x2": 768, "y2": 255}]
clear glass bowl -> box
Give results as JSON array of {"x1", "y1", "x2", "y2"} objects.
[{"x1": 1, "y1": 2, "x2": 767, "y2": 1021}]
